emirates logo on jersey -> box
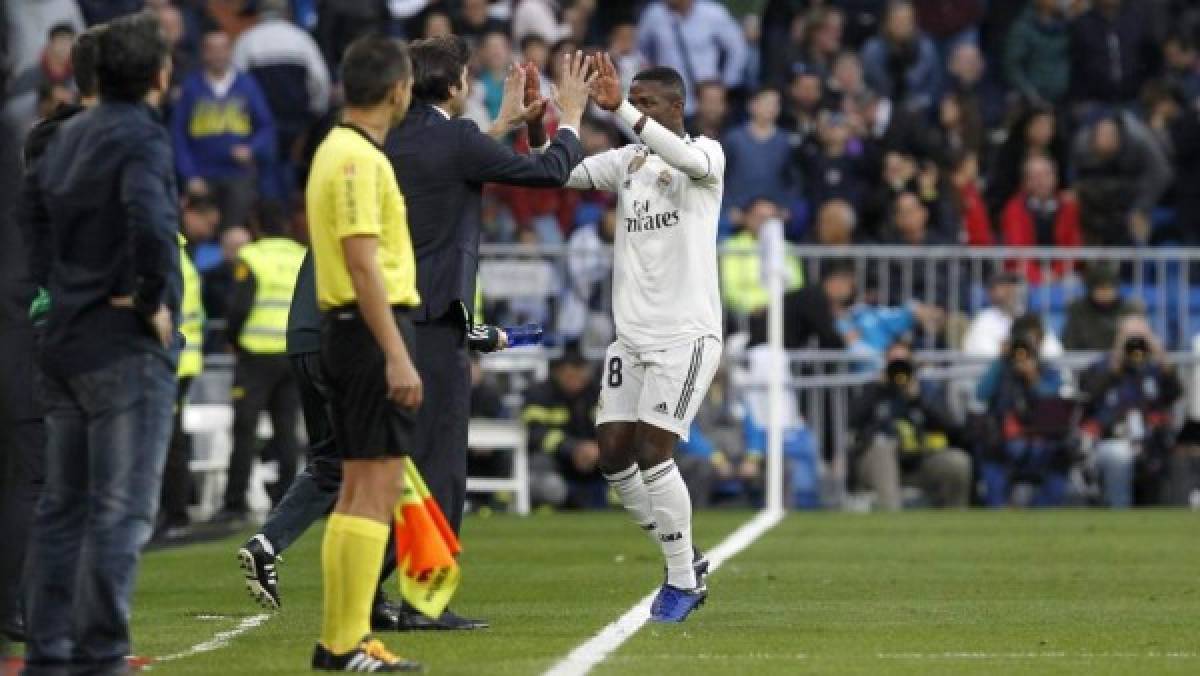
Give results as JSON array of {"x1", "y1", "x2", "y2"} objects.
[{"x1": 626, "y1": 199, "x2": 680, "y2": 233}]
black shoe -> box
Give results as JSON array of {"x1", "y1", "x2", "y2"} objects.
[
  {"x1": 311, "y1": 638, "x2": 422, "y2": 672},
  {"x1": 384, "y1": 606, "x2": 489, "y2": 632},
  {"x1": 238, "y1": 535, "x2": 281, "y2": 610},
  {"x1": 147, "y1": 521, "x2": 194, "y2": 549},
  {"x1": 370, "y1": 596, "x2": 405, "y2": 632},
  {"x1": 437, "y1": 609, "x2": 488, "y2": 630}
]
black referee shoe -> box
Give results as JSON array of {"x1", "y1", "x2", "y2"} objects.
[{"x1": 372, "y1": 596, "x2": 488, "y2": 632}]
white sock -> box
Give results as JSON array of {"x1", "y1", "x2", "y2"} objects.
[
  {"x1": 642, "y1": 459, "x2": 696, "y2": 590},
  {"x1": 604, "y1": 464, "x2": 657, "y2": 539}
]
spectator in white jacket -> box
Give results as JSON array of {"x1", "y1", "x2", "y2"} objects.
[{"x1": 962, "y1": 272, "x2": 1063, "y2": 359}]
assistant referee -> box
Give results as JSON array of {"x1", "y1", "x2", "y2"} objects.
[{"x1": 305, "y1": 35, "x2": 422, "y2": 673}]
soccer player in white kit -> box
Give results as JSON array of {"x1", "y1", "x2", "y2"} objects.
[{"x1": 565, "y1": 55, "x2": 724, "y2": 622}]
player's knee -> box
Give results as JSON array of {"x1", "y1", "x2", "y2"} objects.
[
  {"x1": 633, "y1": 424, "x2": 677, "y2": 469},
  {"x1": 596, "y1": 422, "x2": 637, "y2": 473}
]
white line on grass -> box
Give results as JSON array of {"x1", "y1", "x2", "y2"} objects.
[
  {"x1": 543, "y1": 508, "x2": 785, "y2": 676},
  {"x1": 155, "y1": 613, "x2": 270, "y2": 662}
]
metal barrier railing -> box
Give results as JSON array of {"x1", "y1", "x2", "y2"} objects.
[
  {"x1": 735, "y1": 348, "x2": 1200, "y2": 508},
  {"x1": 477, "y1": 243, "x2": 1200, "y2": 351},
  {"x1": 191, "y1": 243, "x2": 1200, "y2": 509}
]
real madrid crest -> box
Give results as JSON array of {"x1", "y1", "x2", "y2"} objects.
[{"x1": 656, "y1": 170, "x2": 672, "y2": 190}]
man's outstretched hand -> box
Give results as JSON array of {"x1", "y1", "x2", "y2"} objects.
[
  {"x1": 551, "y1": 50, "x2": 596, "y2": 129},
  {"x1": 589, "y1": 52, "x2": 623, "y2": 112},
  {"x1": 522, "y1": 61, "x2": 547, "y2": 124}
]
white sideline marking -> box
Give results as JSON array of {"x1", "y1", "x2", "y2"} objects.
[
  {"x1": 155, "y1": 613, "x2": 270, "y2": 662},
  {"x1": 543, "y1": 509, "x2": 785, "y2": 676}
]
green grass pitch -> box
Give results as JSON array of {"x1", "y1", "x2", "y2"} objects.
[{"x1": 109, "y1": 511, "x2": 1200, "y2": 674}]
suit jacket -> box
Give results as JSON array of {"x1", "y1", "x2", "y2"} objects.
[{"x1": 384, "y1": 103, "x2": 584, "y2": 323}]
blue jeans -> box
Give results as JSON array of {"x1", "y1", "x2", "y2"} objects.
[
  {"x1": 982, "y1": 439, "x2": 1068, "y2": 508},
  {"x1": 25, "y1": 353, "x2": 175, "y2": 672}
]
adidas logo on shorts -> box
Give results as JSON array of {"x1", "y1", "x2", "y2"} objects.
[{"x1": 654, "y1": 402, "x2": 669, "y2": 414}]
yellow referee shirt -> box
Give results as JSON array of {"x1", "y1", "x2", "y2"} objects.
[{"x1": 306, "y1": 124, "x2": 420, "y2": 310}]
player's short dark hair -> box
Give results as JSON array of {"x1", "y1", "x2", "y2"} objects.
[
  {"x1": 409, "y1": 35, "x2": 469, "y2": 103},
  {"x1": 72, "y1": 26, "x2": 103, "y2": 98},
  {"x1": 632, "y1": 67, "x2": 686, "y2": 103},
  {"x1": 96, "y1": 11, "x2": 168, "y2": 102},
  {"x1": 340, "y1": 35, "x2": 412, "y2": 107}
]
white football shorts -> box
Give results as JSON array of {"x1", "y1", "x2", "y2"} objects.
[{"x1": 595, "y1": 336, "x2": 722, "y2": 441}]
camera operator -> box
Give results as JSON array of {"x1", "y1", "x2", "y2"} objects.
[
  {"x1": 1080, "y1": 316, "x2": 1182, "y2": 507},
  {"x1": 977, "y1": 314, "x2": 1075, "y2": 507},
  {"x1": 850, "y1": 341, "x2": 971, "y2": 510}
]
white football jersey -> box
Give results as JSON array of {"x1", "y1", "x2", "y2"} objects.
[{"x1": 568, "y1": 136, "x2": 725, "y2": 352}]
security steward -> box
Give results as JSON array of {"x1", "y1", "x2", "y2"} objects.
[
  {"x1": 156, "y1": 232, "x2": 207, "y2": 541},
  {"x1": 213, "y1": 204, "x2": 306, "y2": 525}
]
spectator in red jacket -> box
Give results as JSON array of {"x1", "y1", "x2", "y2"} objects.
[
  {"x1": 952, "y1": 151, "x2": 992, "y2": 245},
  {"x1": 1000, "y1": 155, "x2": 1080, "y2": 283}
]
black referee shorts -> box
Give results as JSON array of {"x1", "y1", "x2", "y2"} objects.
[{"x1": 320, "y1": 305, "x2": 417, "y2": 460}]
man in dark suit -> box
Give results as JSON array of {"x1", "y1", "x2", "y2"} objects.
[{"x1": 381, "y1": 36, "x2": 593, "y2": 630}]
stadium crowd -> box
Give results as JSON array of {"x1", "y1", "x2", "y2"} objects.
[{"x1": 6, "y1": 0, "x2": 1200, "y2": 535}]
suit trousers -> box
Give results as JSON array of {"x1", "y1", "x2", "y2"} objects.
[{"x1": 410, "y1": 314, "x2": 471, "y2": 534}]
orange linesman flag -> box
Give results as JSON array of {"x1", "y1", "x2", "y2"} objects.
[{"x1": 393, "y1": 457, "x2": 461, "y2": 619}]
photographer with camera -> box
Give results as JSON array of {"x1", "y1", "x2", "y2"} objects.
[
  {"x1": 1080, "y1": 316, "x2": 1182, "y2": 507},
  {"x1": 976, "y1": 314, "x2": 1075, "y2": 507},
  {"x1": 849, "y1": 341, "x2": 971, "y2": 510}
]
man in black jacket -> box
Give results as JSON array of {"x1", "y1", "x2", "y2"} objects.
[
  {"x1": 379, "y1": 36, "x2": 592, "y2": 630},
  {"x1": 20, "y1": 14, "x2": 181, "y2": 674},
  {"x1": 1, "y1": 25, "x2": 101, "y2": 645}
]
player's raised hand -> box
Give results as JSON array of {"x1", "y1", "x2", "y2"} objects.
[
  {"x1": 551, "y1": 50, "x2": 595, "y2": 128},
  {"x1": 589, "y1": 52, "x2": 622, "y2": 112}
]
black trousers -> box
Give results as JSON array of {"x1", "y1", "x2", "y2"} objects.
[
  {"x1": 224, "y1": 353, "x2": 301, "y2": 512},
  {"x1": 158, "y1": 377, "x2": 194, "y2": 528},
  {"x1": 0, "y1": 326, "x2": 46, "y2": 624},
  {"x1": 257, "y1": 352, "x2": 398, "y2": 593},
  {"x1": 258, "y1": 353, "x2": 344, "y2": 554},
  {"x1": 411, "y1": 314, "x2": 470, "y2": 534}
]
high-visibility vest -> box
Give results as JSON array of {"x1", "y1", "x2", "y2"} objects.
[
  {"x1": 178, "y1": 235, "x2": 205, "y2": 378},
  {"x1": 718, "y1": 231, "x2": 806, "y2": 315},
  {"x1": 237, "y1": 237, "x2": 307, "y2": 354}
]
